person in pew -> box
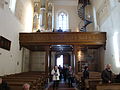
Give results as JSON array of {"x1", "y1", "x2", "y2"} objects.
[
  {"x1": 23, "y1": 83, "x2": 30, "y2": 90},
  {"x1": 82, "y1": 66, "x2": 89, "y2": 90},
  {"x1": 68, "y1": 66, "x2": 74, "y2": 87},
  {"x1": 115, "y1": 73, "x2": 120, "y2": 83},
  {"x1": 51, "y1": 66, "x2": 60, "y2": 90},
  {"x1": 0, "y1": 77, "x2": 10, "y2": 90},
  {"x1": 101, "y1": 64, "x2": 113, "y2": 83},
  {"x1": 83, "y1": 66, "x2": 89, "y2": 79},
  {"x1": 63, "y1": 65, "x2": 68, "y2": 83},
  {"x1": 57, "y1": 27, "x2": 63, "y2": 32}
]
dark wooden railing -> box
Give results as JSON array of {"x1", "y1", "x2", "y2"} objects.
[{"x1": 19, "y1": 32, "x2": 106, "y2": 46}]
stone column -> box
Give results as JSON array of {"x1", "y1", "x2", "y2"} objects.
[
  {"x1": 73, "y1": 45, "x2": 79, "y2": 74},
  {"x1": 45, "y1": 46, "x2": 50, "y2": 74}
]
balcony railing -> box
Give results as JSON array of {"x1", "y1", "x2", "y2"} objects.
[{"x1": 19, "y1": 32, "x2": 106, "y2": 46}]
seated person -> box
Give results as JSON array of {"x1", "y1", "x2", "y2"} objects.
[
  {"x1": 115, "y1": 73, "x2": 120, "y2": 83},
  {"x1": 101, "y1": 64, "x2": 113, "y2": 83},
  {"x1": 23, "y1": 83, "x2": 30, "y2": 90},
  {"x1": 0, "y1": 77, "x2": 10, "y2": 90},
  {"x1": 57, "y1": 27, "x2": 63, "y2": 32},
  {"x1": 83, "y1": 66, "x2": 89, "y2": 79},
  {"x1": 36, "y1": 29, "x2": 40, "y2": 32}
]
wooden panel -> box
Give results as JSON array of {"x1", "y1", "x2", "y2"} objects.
[
  {"x1": 0, "y1": 36, "x2": 11, "y2": 51},
  {"x1": 97, "y1": 84, "x2": 120, "y2": 90},
  {"x1": 19, "y1": 32, "x2": 106, "y2": 46}
]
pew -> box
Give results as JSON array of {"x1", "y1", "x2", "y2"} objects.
[
  {"x1": 75, "y1": 72, "x2": 101, "y2": 90},
  {"x1": 85, "y1": 78, "x2": 102, "y2": 90},
  {"x1": 2, "y1": 71, "x2": 48, "y2": 90},
  {"x1": 96, "y1": 83, "x2": 120, "y2": 90}
]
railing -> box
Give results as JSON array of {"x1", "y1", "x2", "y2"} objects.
[
  {"x1": 19, "y1": 32, "x2": 106, "y2": 46},
  {"x1": 78, "y1": 0, "x2": 92, "y2": 32}
]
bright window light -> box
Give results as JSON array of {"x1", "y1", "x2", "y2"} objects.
[
  {"x1": 24, "y1": 3, "x2": 33, "y2": 32},
  {"x1": 57, "y1": 12, "x2": 69, "y2": 31},
  {"x1": 113, "y1": 32, "x2": 120, "y2": 67},
  {"x1": 78, "y1": 50, "x2": 82, "y2": 61},
  {"x1": 57, "y1": 55, "x2": 63, "y2": 67},
  {"x1": 9, "y1": 0, "x2": 16, "y2": 13}
]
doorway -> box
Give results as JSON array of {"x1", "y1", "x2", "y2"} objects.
[
  {"x1": 56, "y1": 55, "x2": 63, "y2": 67},
  {"x1": 55, "y1": 53, "x2": 71, "y2": 67}
]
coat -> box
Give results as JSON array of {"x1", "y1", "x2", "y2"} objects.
[
  {"x1": 0, "y1": 81, "x2": 10, "y2": 90},
  {"x1": 83, "y1": 70, "x2": 89, "y2": 79},
  {"x1": 51, "y1": 69, "x2": 60, "y2": 81},
  {"x1": 101, "y1": 69, "x2": 112, "y2": 83}
]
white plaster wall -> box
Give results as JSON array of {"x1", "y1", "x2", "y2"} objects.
[
  {"x1": 0, "y1": 0, "x2": 33, "y2": 76},
  {"x1": 92, "y1": 0, "x2": 120, "y2": 73},
  {"x1": 30, "y1": 52, "x2": 45, "y2": 71}
]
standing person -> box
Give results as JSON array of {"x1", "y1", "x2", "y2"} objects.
[
  {"x1": 68, "y1": 66, "x2": 74, "y2": 87},
  {"x1": 83, "y1": 66, "x2": 89, "y2": 90},
  {"x1": 115, "y1": 73, "x2": 120, "y2": 83},
  {"x1": 51, "y1": 66, "x2": 60, "y2": 90},
  {"x1": 83, "y1": 66, "x2": 89, "y2": 79},
  {"x1": 0, "y1": 77, "x2": 10, "y2": 90},
  {"x1": 101, "y1": 64, "x2": 113, "y2": 83},
  {"x1": 63, "y1": 65, "x2": 68, "y2": 83},
  {"x1": 58, "y1": 65, "x2": 63, "y2": 81}
]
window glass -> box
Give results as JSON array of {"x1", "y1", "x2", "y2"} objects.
[
  {"x1": 9, "y1": 0, "x2": 16, "y2": 13},
  {"x1": 57, "y1": 12, "x2": 68, "y2": 31}
]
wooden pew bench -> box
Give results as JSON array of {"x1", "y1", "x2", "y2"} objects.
[
  {"x1": 85, "y1": 78, "x2": 102, "y2": 90},
  {"x1": 2, "y1": 72, "x2": 48, "y2": 90},
  {"x1": 75, "y1": 72, "x2": 101, "y2": 90},
  {"x1": 4, "y1": 78, "x2": 44, "y2": 89},
  {"x1": 96, "y1": 83, "x2": 120, "y2": 90}
]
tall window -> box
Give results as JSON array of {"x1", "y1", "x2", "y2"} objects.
[
  {"x1": 57, "y1": 12, "x2": 68, "y2": 31},
  {"x1": 9, "y1": 0, "x2": 16, "y2": 13}
]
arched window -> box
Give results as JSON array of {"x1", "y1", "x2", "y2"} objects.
[
  {"x1": 57, "y1": 11, "x2": 69, "y2": 31},
  {"x1": 9, "y1": 0, "x2": 16, "y2": 13}
]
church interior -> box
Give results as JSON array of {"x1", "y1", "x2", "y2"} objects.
[{"x1": 0, "y1": 0, "x2": 120, "y2": 90}]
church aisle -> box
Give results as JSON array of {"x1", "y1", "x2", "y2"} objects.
[{"x1": 46, "y1": 79, "x2": 76, "y2": 90}]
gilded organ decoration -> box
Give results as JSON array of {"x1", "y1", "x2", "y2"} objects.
[
  {"x1": 33, "y1": 2, "x2": 41, "y2": 32},
  {"x1": 33, "y1": 0, "x2": 53, "y2": 32},
  {"x1": 34, "y1": 2, "x2": 40, "y2": 13},
  {"x1": 33, "y1": 13, "x2": 40, "y2": 32}
]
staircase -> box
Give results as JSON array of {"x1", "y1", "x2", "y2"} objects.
[{"x1": 78, "y1": 0, "x2": 92, "y2": 32}]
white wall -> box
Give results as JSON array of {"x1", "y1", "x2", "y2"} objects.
[
  {"x1": 0, "y1": 0, "x2": 33, "y2": 76},
  {"x1": 53, "y1": 0, "x2": 80, "y2": 32},
  {"x1": 92, "y1": 0, "x2": 120, "y2": 73}
]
